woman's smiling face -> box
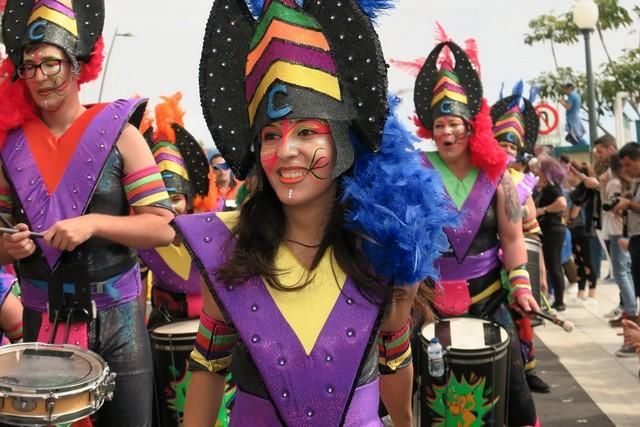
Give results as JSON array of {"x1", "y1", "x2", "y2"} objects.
[{"x1": 260, "y1": 118, "x2": 336, "y2": 205}]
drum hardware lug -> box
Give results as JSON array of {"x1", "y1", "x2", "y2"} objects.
[
  {"x1": 11, "y1": 396, "x2": 37, "y2": 413},
  {"x1": 46, "y1": 396, "x2": 56, "y2": 421},
  {"x1": 101, "y1": 371, "x2": 117, "y2": 401}
]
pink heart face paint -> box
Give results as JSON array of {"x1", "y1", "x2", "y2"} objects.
[{"x1": 260, "y1": 118, "x2": 336, "y2": 205}]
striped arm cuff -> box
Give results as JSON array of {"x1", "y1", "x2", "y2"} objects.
[
  {"x1": 189, "y1": 310, "x2": 237, "y2": 373},
  {"x1": 378, "y1": 319, "x2": 412, "y2": 374}
]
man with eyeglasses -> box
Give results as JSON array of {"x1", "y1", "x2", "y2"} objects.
[
  {"x1": 0, "y1": 1, "x2": 174, "y2": 425},
  {"x1": 210, "y1": 153, "x2": 241, "y2": 210}
]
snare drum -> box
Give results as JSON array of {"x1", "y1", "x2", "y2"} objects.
[
  {"x1": 525, "y1": 237, "x2": 542, "y2": 307},
  {"x1": 0, "y1": 343, "x2": 115, "y2": 426},
  {"x1": 150, "y1": 319, "x2": 199, "y2": 427},
  {"x1": 419, "y1": 317, "x2": 510, "y2": 427}
]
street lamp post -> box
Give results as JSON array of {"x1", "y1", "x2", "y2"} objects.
[
  {"x1": 573, "y1": 0, "x2": 599, "y2": 144},
  {"x1": 97, "y1": 27, "x2": 134, "y2": 102}
]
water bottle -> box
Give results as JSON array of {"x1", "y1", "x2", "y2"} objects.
[{"x1": 427, "y1": 337, "x2": 445, "y2": 378}]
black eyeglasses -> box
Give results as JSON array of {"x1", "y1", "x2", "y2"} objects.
[
  {"x1": 17, "y1": 59, "x2": 68, "y2": 80},
  {"x1": 213, "y1": 162, "x2": 230, "y2": 171}
]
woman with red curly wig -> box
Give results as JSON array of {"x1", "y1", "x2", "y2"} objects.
[
  {"x1": 412, "y1": 38, "x2": 540, "y2": 426},
  {"x1": 0, "y1": 1, "x2": 174, "y2": 425}
]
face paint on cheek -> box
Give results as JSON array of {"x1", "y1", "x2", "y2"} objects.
[
  {"x1": 260, "y1": 147, "x2": 278, "y2": 174},
  {"x1": 307, "y1": 147, "x2": 330, "y2": 180}
]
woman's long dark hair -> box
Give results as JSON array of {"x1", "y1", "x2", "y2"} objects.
[{"x1": 215, "y1": 164, "x2": 392, "y2": 304}]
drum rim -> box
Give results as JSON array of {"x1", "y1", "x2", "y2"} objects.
[
  {"x1": 151, "y1": 319, "x2": 200, "y2": 335},
  {"x1": 0, "y1": 343, "x2": 109, "y2": 396}
]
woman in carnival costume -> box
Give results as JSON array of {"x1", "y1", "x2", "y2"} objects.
[
  {"x1": 0, "y1": 1, "x2": 175, "y2": 424},
  {"x1": 138, "y1": 93, "x2": 235, "y2": 427},
  {"x1": 138, "y1": 92, "x2": 211, "y2": 330},
  {"x1": 173, "y1": 0, "x2": 455, "y2": 425},
  {"x1": 412, "y1": 33, "x2": 540, "y2": 425},
  {"x1": 491, "y1": 82, "x2": 551, "y2": 394}
]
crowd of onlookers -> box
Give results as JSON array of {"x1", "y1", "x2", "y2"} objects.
[{"x1": 531, "y1": 135, "x2": 640, "y2": 357}]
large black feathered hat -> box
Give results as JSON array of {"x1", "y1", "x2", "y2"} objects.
[{"x1": 199, "y1": 0, "x2": 389, "y2": 179}]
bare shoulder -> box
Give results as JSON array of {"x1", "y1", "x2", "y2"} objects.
[{"x1": 115, "y1": 123, "x2": 156, "y2": 175}]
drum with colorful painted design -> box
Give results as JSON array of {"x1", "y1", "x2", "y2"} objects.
[
  {"x1": 150, "y1": 320, "x2": 235, "y2": 427},
  {"x1": 419, "y1": 317, "x2": 510, "y2": 427}
]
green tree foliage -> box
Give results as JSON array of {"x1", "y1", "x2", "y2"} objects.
[{"x1": 524, "y1": 0, "x2": 638, "y2": 123}]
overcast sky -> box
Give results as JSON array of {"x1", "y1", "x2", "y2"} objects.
[{"x1": 80, "y1": 0, "x2": 640, "y2": 149}]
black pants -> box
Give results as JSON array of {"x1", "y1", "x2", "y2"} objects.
[
  {"x1": 571, "y1": 229, "x2": 597, "y2": 291},
  {"x1": 542, "y1": 225, "x2": 567, "y2": 305}
]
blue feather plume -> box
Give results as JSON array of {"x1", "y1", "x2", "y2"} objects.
[
  {"x1": 341, "y1": 96, "x2": 458, "y2": 286},
  {"x1": 507, "y1": 80, "x2": 524, "y2": 109},
  {"x1": 355, "y1": 0, "x2": 395, "y2": 22},
  {"x1": 246, "y1": 0, "x2": 265, "y2": 18}
]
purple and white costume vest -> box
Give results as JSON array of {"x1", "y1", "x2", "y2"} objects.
[{"x1": 174, "y1": 212, "x2": 385, "y2": 427}]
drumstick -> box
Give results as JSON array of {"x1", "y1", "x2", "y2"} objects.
[
  {"x1": 540, "y1": 293, "x2": 558, "y2": 316},
  {"x1": 533, "y1": 310, "x2": 574, "y2": 332},
  {"x1": 0, "y1": 227, "x2": 45, "y2": 239}
]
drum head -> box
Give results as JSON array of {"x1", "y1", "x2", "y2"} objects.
[
  {"x1": 152, "y1": 319, "x2": 199, "y2": 337},
  {"x1": 0, "y1": 343, "x2": 105, "y2": 394},
  {"x1": 421, "y1": 317, "x2": 509, "y2": 351}
]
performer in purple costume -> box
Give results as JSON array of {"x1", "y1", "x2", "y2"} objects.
[
  {"x1": 0, "y1": 1, "x2": 175, "y2": 425},
  {"x1": 412, "y1": 37, "x2": 541, "y2": 426},
  {"x1": 138, "y1": 92, "x2": 210, "y2": 330},
  {"x1": 173, "y1": 1, "x2": 455, "y2": 426}
]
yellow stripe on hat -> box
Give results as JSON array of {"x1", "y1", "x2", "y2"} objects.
[
  {"x1": 495, "y1": 127, "x2": 524, "y2": 145},
  {"x1": 247, "y1": 61, "x2": 341, "y2": 126},
  {"x1": 158, "y1": 161, "x2": 190, "y2": 181},
  {"x1": 431, "y1": 89, "x2": 468, "y2": 107},
  {"x1": 28, "y1": 6, "x2": 78, "y2": 37}
]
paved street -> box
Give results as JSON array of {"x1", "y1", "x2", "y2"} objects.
[{"x1": 533, "y1": 280, "x2": 640, "y2": 427}]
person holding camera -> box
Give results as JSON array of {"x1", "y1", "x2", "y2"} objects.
[{"x1": 566, "y1": 161, "x2": 599, "y2": 305}]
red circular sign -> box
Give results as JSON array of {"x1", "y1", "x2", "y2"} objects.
[{"x1": 535, "y1": 103, "x2": 560, "y2": 136}]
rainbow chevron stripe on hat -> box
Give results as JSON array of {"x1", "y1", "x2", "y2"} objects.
[
  {"x1": 430, "y1": 68, "x2": 468, "y2": 109},
  {"x1": 151, "y1": 140, "x2": 189, "y2": 182},
  {"x1": 28, "y1": 0, "x2": 78, "y2": 37},
  {"x1": 244, "y1": 0, "x2": 341, "y2": 126},
  {"x1": 492, "y1": 104, "x2": 526, "y2": 149}
]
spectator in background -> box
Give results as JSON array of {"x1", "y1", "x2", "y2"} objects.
[
  {"x1": 210, "y1": 153, "x2": 241, "y2": 211},
  {"x1": 613, "y1": 143, "x2": 640, "y2": 324},
  {"x1": 566, "y1": 161, "x2": 599, "y2": 304},
  {"x1": 536, "y1": 156, "x2": 568, "y2": 311},
  {"x1": 559, "y1": 83, "x2": 588, "y2": 146}
]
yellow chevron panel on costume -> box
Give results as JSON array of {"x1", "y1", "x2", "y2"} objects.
[
  {"x1": 431, "y1": 89, "x2": 468, "y2": 106},
  {"x1": 264, "y1": 245, "x2": 345, "y2": 355},
  {"x1": 28, "y1": 7, "x2": 78, "y2": 36},
  {"x1": 155, "y1": 243, "x2": 193, "y2": 281},
  {"x1": 248, "y1": 62, "x2": 341, "y2": 125}
]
